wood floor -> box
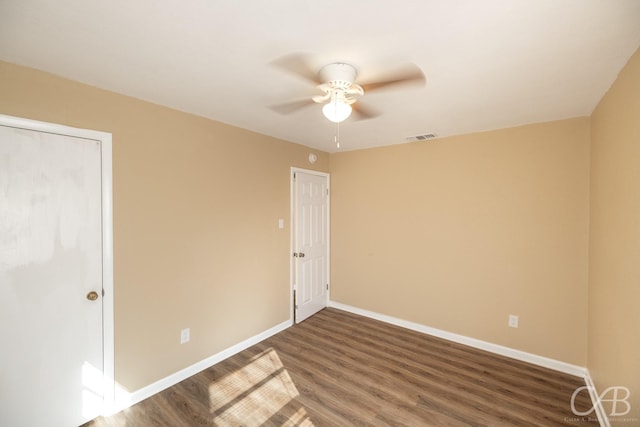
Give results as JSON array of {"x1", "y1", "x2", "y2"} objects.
[{"x1": 87, "y1": 308, "x2": 595, "y2": 426}]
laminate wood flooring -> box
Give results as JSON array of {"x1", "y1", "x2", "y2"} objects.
[{"x1": 86, "y1": 308, "x2": 595, "y2": 426}]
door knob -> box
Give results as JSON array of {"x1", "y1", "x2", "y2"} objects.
[{"x1": 86, "y1": 291, "x2": 99, "y2": 301}]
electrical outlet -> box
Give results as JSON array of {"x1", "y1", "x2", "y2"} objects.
[
  {"x1": 180, "y1": 328, "x2": 190, "y2": 344},
  {"x1": 508, "y1": 315, "x2": 519, "y2": 328}
]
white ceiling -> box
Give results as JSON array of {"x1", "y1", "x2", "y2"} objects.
[{"x1": 1, "y1": 1, "x2": 639, "y2": 153}]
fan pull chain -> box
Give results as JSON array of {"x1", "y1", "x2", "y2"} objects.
[{"x1": 335, "y1": 121, "x2": 340, "y2": 149}]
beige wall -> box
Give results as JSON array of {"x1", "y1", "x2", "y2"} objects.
[
  {"x1": 330, "y1": 118, "x2": 590, "y2": 365},
  {"x1": 0, "y1": 61, "x2": 329, "y2": 391},
  {"x1": 589, "y1": 47, "x2": 640, "y2": 419}
]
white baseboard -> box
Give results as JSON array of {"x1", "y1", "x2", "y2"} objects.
[
  {"x1": 110, "y1": 319, "x2": 291, "y2": 414},
  {"x1": 584, "y1": 371, "x2": 609, "y2": 427},
  {"x1": 328, "y1": 301, "x2": 588, "y2": 378}
]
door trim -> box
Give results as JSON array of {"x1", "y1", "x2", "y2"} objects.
[
  {"x1": 290, "y1": 167, "x2": 330, "y2": 323},
  {"x1": 0, "y1": 114, "x2": 115, "y2": 415}
]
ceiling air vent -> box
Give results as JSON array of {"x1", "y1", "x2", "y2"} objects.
[{"x1": 405, "y1": 133, "x2": 437, "y2": 142}]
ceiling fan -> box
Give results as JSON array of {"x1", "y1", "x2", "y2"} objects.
[{"x1": 270, "y1": 54, "x2": 426, "y2": 123}]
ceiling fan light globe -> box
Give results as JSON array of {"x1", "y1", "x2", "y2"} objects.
[{"x1": 322, "y1": 101, "x2": 352, "y2": 123}]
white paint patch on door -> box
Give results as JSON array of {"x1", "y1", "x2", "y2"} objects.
[{"x1": 0, "y1": 127, "x2": 101, "y2": 273}]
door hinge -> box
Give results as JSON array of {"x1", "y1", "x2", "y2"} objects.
[
  {"x1": 326, "y1": 188, "x2": 329, "y2": 196},
  {"x1": 326, "y1": 283, "x2": 329, "y2": 290}
]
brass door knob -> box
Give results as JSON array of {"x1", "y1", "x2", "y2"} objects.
[{"x1": 86, "y1": 291, "x2": 99, "y2": 301}]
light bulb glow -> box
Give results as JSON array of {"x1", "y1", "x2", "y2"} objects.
[{"x1": 322, "y1": 100, "x2": 352, "y2": 123}]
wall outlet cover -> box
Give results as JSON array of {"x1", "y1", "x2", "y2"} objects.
[{"x1": 180, "y1": 328, "x2": 190, "y2": 344}]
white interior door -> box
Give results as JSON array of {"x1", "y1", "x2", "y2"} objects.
[
  {"x1": 0, "y1": 119, "x2": 112, "y2": 427},
  {"x1": 293, "y1": 170, "x2": 329, "y2": 323}
]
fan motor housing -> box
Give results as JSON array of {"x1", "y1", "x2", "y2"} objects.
[{"x1": 319, "y1": 63, "x2": 358, "y2": 88}]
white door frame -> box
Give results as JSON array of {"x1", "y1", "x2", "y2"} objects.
[
  {"x1": 290, "y1": 167, "x2": 330, "y2": 323},
  {"x1": 0, "y1": 114, "x2": 115, "y2": 415}
]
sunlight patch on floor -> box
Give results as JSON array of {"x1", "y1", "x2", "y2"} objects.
[
  {"x1": 285, "y1": 406, "x2": 315, "y2": 426},
  {"x1": 209, "y1": 347, "x2": 313, "y2": 425}
]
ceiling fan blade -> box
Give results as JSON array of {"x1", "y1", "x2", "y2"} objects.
[
  {"x1": 268, "y1": 99, "x2": 316, "y2": 115},
  {"x1": 351, "y1": 102, "x2": 380, "y2": 121},
  {"x1": 360, "y1": 64, "x2": 426, "y2": 93},
  {"x1": 270, "y1": 53, "x2": 322, "y2": 85}
]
